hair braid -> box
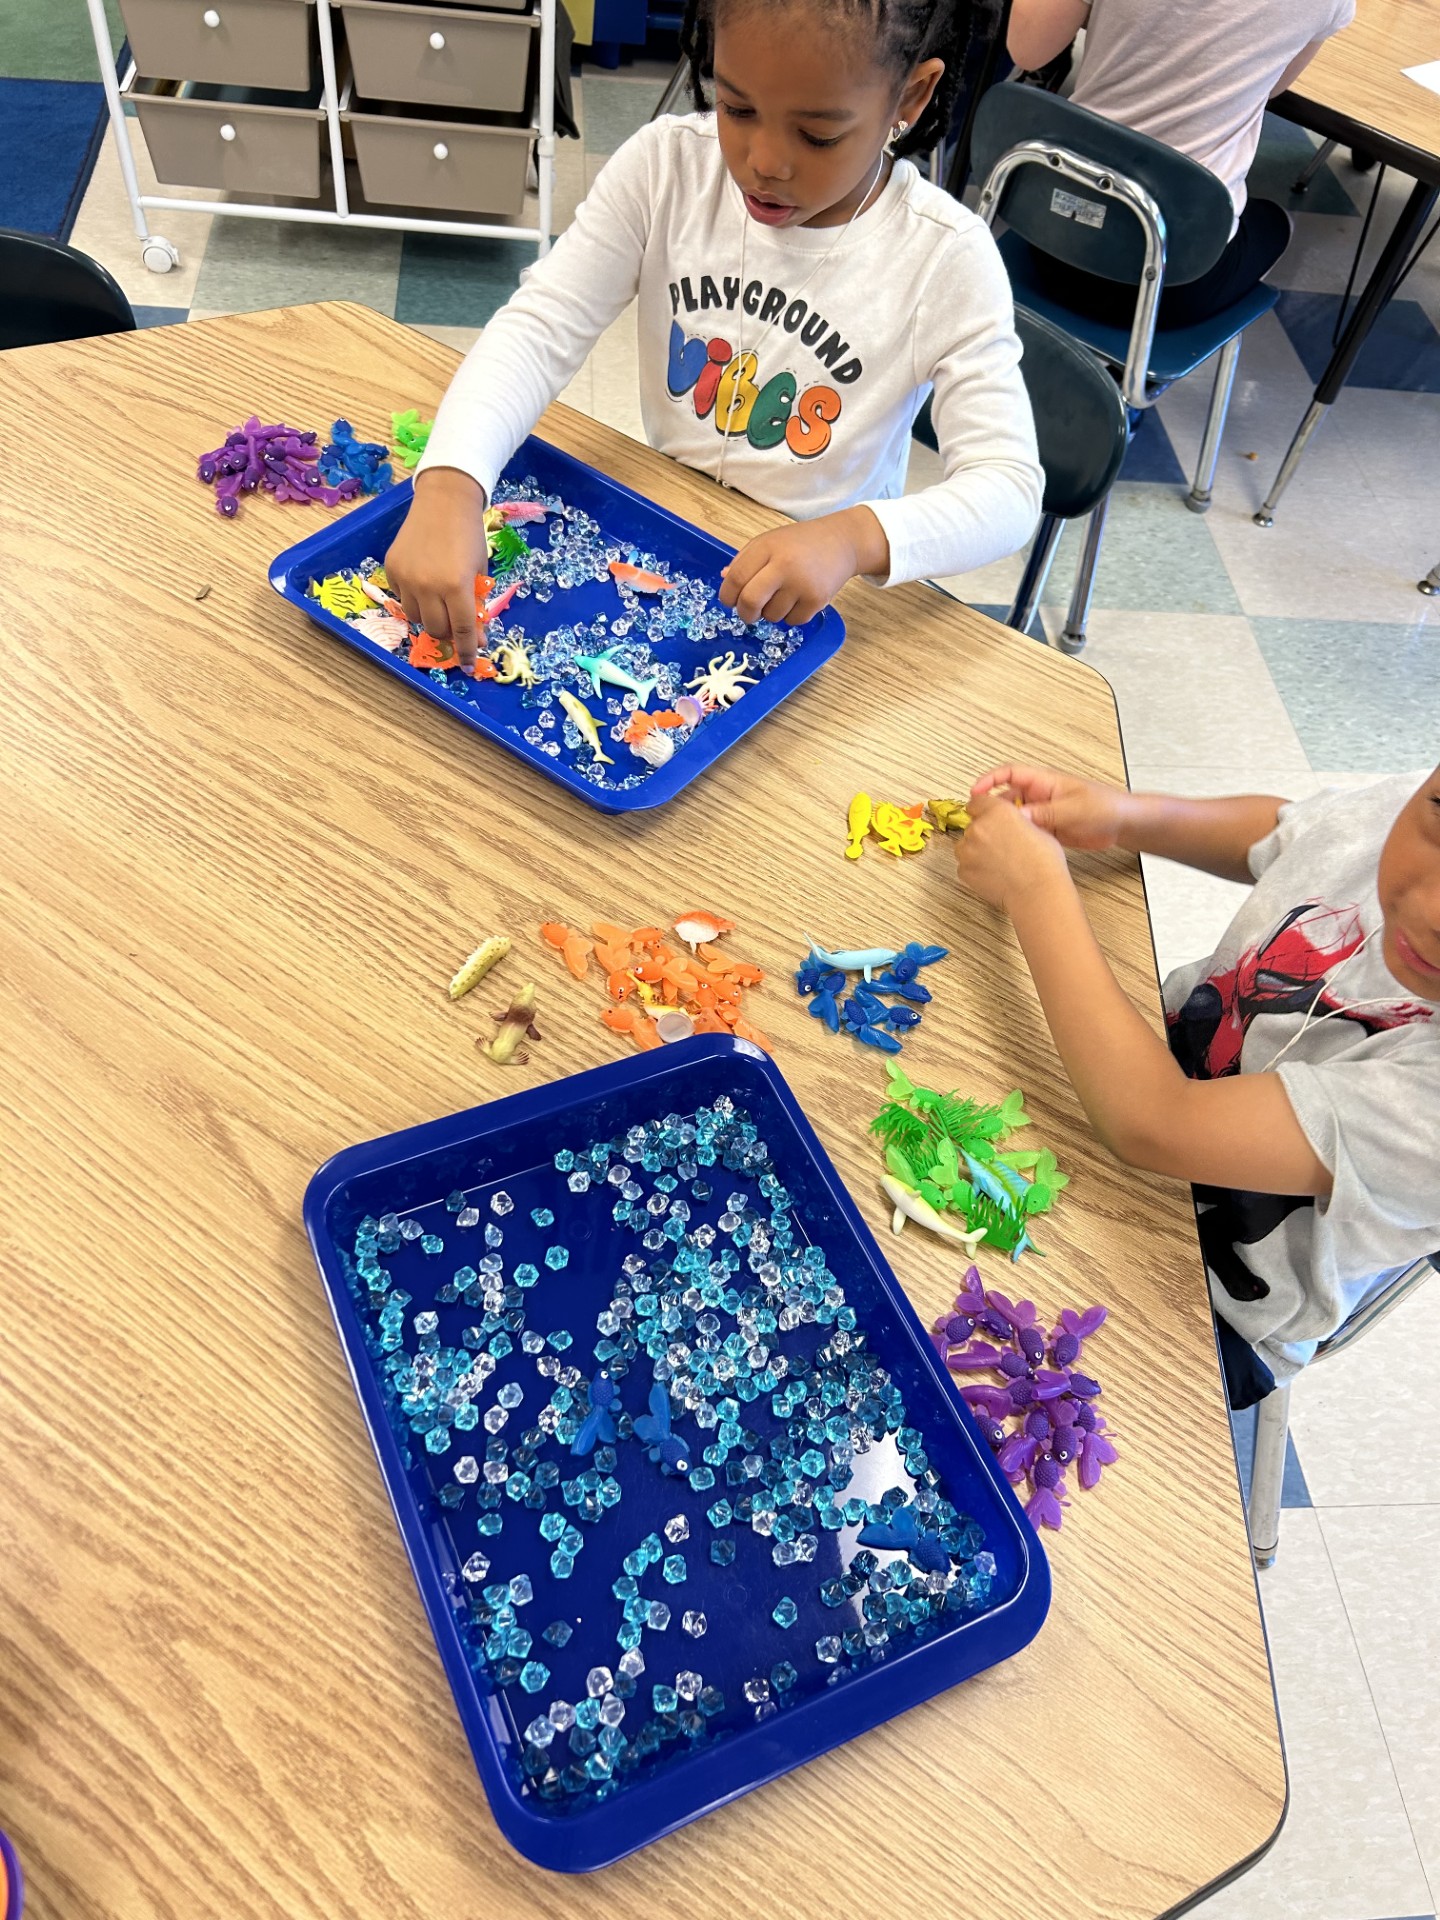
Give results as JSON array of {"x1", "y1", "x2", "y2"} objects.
[{"x1": 676, "y1": 0, "x2": 1003, "y2": 157}]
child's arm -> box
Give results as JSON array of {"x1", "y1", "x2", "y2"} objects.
[
  {"x1": 973, "y1": 763, "x2": 1288, "y2": 883},
  {"x1": 385, "y1": 128, "x2": 659, "y2": 660},
  {"x1": 954, "y1": 794, "x2": 1333, "y2": 1197},
  {"x1": 1007, "y1": 0, "x2": 1091, "y2": 74}
]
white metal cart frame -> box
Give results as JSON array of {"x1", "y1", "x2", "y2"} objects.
[{"x1": 84, "y1": 0, "x2": 555, "y2": 272}]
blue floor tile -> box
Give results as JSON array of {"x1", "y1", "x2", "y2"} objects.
[
  {"x1": 131, "y1": 304, "x2": 188, "y2": 327},
  {"x1": 1230, "y1": 1404, "x2": 1312, "y2": 1508},
  {"x1": 1250, "y1": 616, "x2": 1440, "y2": 770},
  {"x1": 1247, "y1": 113, "x2": 1360, "y2": 219},
  {"x1": 395, "y1": 232, "x2": 532, "y2": 328},
  {"x1": 1119, "y1": 408, "x2": 1187, "y2": 485},
  {"x1": 1274, "y1": 289, "x2": 1440, "y2": 392}
]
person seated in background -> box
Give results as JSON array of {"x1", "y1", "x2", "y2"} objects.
[{"x1": 1006, "y1": 0, "x2": 1354, "y2": 325}]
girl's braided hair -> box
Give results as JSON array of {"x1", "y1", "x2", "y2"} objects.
[{"x1": 677, "y1": 0, "x2": 1001, "y2": 160}]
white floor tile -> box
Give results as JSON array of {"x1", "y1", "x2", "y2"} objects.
[
  {"x1": 1321, "y1": 1505, "x2": 1440, "y2": 1910},
  {"x1": 1287, "y1": 1283, "x2": 1440, "y2": 1508},
  {"x1": 69, "y1": 117, "x2": 215, "y2": 309},
  {"x1": 1184, "y1": 1510, "x2": 1433, "y2": 1920}
]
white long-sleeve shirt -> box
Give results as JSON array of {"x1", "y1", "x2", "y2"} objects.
[{"x1": 418, "y1": 113, "x2": 1043, "y2": 586}]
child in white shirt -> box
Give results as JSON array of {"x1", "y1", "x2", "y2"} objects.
[{"x1": 386, "y1": 0, "x2": 1042, "y2": 662}]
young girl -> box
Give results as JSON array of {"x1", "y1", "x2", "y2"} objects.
[
  {"x1": 954, "y1": 763, "x2": 1440, "y2": 1405},
  {"x1": 385, "y1": 0, "x2": 1043, "y2": 664}
]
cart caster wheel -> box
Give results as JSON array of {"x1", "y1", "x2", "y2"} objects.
[{"x1": 142, "y1": 236, "x2": 180, "y2": 273}]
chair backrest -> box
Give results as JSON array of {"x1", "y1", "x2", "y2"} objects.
[
  {"x1": 0, "y1": 229, "x2": 135, "y2": 352},
  {"x1": 971, "y1": 82, "x2": 1234, "y2": 288},
  {"x1": 913, "y1": 306, "x2": 1127, "y2": 522}
]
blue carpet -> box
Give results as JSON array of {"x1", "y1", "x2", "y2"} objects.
[
  {"x1": 0, "y1": 77, "x2": 109, "y2": 241},
  {"x1": 1275, "y1": 289, "x2": 1440, "y2": 393}
]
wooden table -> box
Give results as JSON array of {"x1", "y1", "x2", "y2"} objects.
[
  {"x1": 1260, "y1": 0, "x2": 1440, "y2": 520},
  {"x1": 0, "y1": 302, "x2": 1284, "y2": 1920}
]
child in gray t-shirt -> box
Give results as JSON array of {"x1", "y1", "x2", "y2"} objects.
[{"x1": 952, "y1": 764, "x2": 1440, "y2": 1404}]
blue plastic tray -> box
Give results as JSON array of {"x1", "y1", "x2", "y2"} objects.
[
  {"x1": 303, "y1": 1037, "x2": 1049, "y2": 1872},
  {"x1": 268, "y1": 439, "x2": 846, "y2": 812}
]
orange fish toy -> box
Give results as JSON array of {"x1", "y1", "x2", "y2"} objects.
[{"x1": 609, "y1": 555, "x2": 675, "y2": 594}]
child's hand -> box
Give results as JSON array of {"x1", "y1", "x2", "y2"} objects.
[
  {"x1": 972, "y1": 763, "x2": 1131, "y2": 851},
  {"x1": 954, "y1": 791, "x2": 1071, "y2": 913},
  {"x1": 383, "y1": 468, "x2": 489, "y2": 666},
  {"x1": 718, "y1": 507, "x2": 884, "y2": 625}
]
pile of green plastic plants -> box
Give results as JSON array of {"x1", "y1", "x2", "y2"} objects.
[{"x1": 869, "y1": 1063, "x2": 1069, "y2": 1261}]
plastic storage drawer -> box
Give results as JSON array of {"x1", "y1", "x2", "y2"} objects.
[
  {"x1": 336, "y1": 0, "x2": 536, "y2": 113},
  {"x1": 116, "y1": 0, "x2": 317, "y2": 92},
  {"x1": 343, "y1": 100, "x2": 532, "y2": 213},
  {"x1": 130, "y1": 77, "x2": 326, "y2": 197}
]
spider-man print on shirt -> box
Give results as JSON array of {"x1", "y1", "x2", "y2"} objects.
[{"x1": 1167, "y1": 900, "x2": 1433, "y2": 1301}]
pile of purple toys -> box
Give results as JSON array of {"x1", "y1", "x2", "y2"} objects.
[
  {"x1": 933, "y1": 1267, "x2": 1117, "y2": 1531},
  {"x1": 196, "y1": 417, "x2": 361, "y2": 518}
]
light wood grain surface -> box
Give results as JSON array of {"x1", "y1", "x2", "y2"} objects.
[
  {"x1": 0, "y1": 302, "x2": 1284, "y2": 1920},
  {"x1": 1281, "y1": 0, "x2": 1440, "y2": 171}
]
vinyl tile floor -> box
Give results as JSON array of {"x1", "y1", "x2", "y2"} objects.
[{"x1": 58, "y1": 78, "x2": 1440, "y2": 1920}]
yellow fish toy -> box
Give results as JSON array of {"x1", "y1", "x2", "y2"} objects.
[
  {"x1": 844, "y1": 791, "x2": 873, "y2": 860},
  {"x1": 557, "y1": 690, "x2": 614, "y2": 765}
]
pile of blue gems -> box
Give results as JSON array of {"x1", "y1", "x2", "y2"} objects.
[
  {"x1": 794, "y1": 940, "x2": 947, "y2": 1053},
  {"x1": 346, "y1": 1097, "x2": 995, "y2": 1809}
]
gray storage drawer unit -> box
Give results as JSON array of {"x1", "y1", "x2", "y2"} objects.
[
  {"x1": 343, "y1": 102, "x2": 532, "y2": 212},
  {"x1": 130, "y1": 78, "x2": 326, "y2": 197},
  {"x1": 116, "y1": 0, "x2": 317, "y2": 91},
  {"x1": 337, "y1": 0, "x2": 536, "y2": 113}
]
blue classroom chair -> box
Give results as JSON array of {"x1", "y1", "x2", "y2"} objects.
[
  {"x1": 913, "y1": 303, "x2": 1128, "y2": 634},
  {"x1": 971, "y1": 83, "x2": 1281, "y2": 653},
  {"x1": 0, "y1": 228, "x2": 134, "y2": 352}
]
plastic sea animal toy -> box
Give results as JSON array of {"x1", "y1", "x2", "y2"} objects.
[
  {"x1": 844, "y1": 792, "x2": 873, "y2": 860},
  {"x1": 609, "y1": 557, "x2": 675, "y2": 593},
  {"x1": 539, "y1": 915, "x2": 771, "y2": 1053},
  {"x1": 881, "y1": 1175, "x2": 988, "y2": 1254},
  {"x1": 857, "y1": 1500, "x2": 952, "y2": 1575},
  {"x1": 480, "y1": 982, "x2": 539, "y2": 1064},
  {"x1": 797, "y1": 940, "x2": 947, "y2": 1052},
  {"x1": 390, "y1": 408, "x2": 433, "y2": 468},
  {"x1": 602, "y1": 1004, "x2": 662, "y2": 1049},
  {"x1": 871, "y1": 802, "x2": 934, "y2": 858},
  {"x1": 632, "y1": 729, "x2": 674, "y2": 769},
  {"x1": 673, "y1": 911, "x2": 735, "y2": 951},
  {"x1": 540, "y1": 921, "x2": 594, "y2": 980},
  {"x1": 309, "y1": 569, "x2": 375, "y2": 619},
  {"x1": 633, "y1": 1381, "x2": 691, "y2": 1472},
  {"x1": 575, "y1": 647, "x2": 658, "y2": 706},
  {"x1": 803, "y1": 938, "x2": 899, "y2": 982},
  {"x1": 928, "y1": 797, "x2": 971, "y2": 833},
  {"x1": 687, "y1": 652, "x2": 757, "y2": 709},
  {"x1": 571, "y1": 1370, "x2": 620, "y2": 1455},
  {"x1": 351, "y1": 607, "x2": 409, "y2": 650},
  {"x1": 491, "y1": 500, "x2": 548, "y2": 523},
  {"x1": 480, "y1": 578, "x2": 519, "y2": 623},
  {"x1": 197, "y1": 417, "x2": 357, "y2": 517},
  {"x1": 448, "y1": 934, "x2": 511, "y2": 1000},
  {"x1": 318, "y1": 418, "x2": 393, "y2": 494},
  {"x1": 493, "y1": 640, "x2": 538, "y2": 687},
  {"x1": 556, "y1": 690, "x2": 614, "y2": 764}
]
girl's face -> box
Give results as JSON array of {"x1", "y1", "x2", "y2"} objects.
[
  {"x1": 711, "y1": 3, "x2": 942, "y2": 229},
  {"x1": 1378, "y1": 767, "x2": 1440, "y2": 1000}
]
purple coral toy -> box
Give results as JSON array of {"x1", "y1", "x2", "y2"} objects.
[
  {"x1": 932, "y1": 1268, "x2": 1116, "y2": 1530},
  {"x1": 196, "y1": 416, "x2": 362, "y2": 519}
]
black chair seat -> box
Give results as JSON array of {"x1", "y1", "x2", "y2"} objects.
[{"x1": 1, "y1": 228, "x2": 135, "y2": 352}]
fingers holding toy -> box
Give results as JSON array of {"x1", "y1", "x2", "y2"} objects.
[
  {"x1": 953, "y1": 792, "x2": 1072, "y2": 913},
  {"x1": 384, "y1": 466, "x2": 488, "y2": 667},
  {"x1": 971, "y1": 763, "x2": 1130, "y2": 852}
]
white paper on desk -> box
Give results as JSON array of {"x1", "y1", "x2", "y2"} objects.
[{"x1": 1403, "y1": 58, "x2": 1440, "y2": 96}]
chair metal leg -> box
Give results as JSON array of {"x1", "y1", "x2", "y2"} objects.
[
  {"x1": 1007, "y1": 515, "x2": 1064, "y2": 637},
  {"x1": 1247, "y1": 1382, "x2": 1292, "y2": 1569},
  {"x1": 650, "y1": 55, "x2": 691, "y2": 122},
  {"x1": 1290, "y1": 136, "x2": 1337, "y2": 194},
  {"x1": 1185, "y1": 335, "x2": 1241, "y2": 514},
  {"x1": 1059, "y1": 495, "x2": 1110, "y2": 653},
  {"x1": 1419, "y1": 559, "x2": 1440, "y2": 596}
]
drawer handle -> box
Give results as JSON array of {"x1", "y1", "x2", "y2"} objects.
[
  {"x1": 220, "y1": 123, "x2": 237, "y2": 141},
  {"x1": 428, "y1": 29, "x2": 445, "y2": 47},
  {"x1": 203, "y1": 7, "x2": 220, "y2": 23},
  {"x1": 432, "y1": 141, "x2": 449, "y2": 160}
]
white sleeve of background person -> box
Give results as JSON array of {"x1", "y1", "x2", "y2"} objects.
[
  {"x1": 863, "y1": 223, "x2": 1043, "y2": 586},
  {"x1": 416, "y1": 126, "x2": 659, "y2": 499}
]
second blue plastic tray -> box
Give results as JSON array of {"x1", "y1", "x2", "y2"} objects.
[
  {"x1": 304, "y1": 1037, "x2": 1049, "y2": 1872},
  {"x1": 268, "y1": 439, "x2": 846, "y2": 812}
]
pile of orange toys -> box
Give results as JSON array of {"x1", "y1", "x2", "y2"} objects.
[{"x1": 537, "y1": 911, "x2": 773, "y2": 1052}]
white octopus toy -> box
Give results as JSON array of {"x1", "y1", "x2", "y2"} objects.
[{"x1": 686, "y1": 652, "x2": 757, "y2": 710}]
